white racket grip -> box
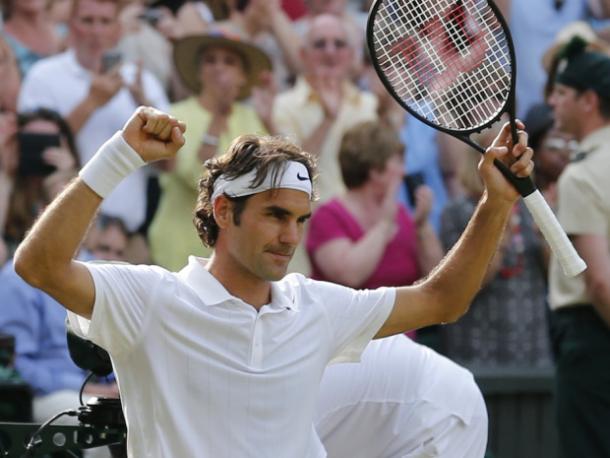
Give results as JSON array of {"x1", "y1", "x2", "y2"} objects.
[{"x1": 523, "y1": 190, "x2": 586, "y2": 277}]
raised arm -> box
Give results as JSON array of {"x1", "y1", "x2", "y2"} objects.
[
  {"x1": 376, "y1": 121, "x2": 534, "y2": 338},
  {"x1": 13, "y1": 107, "x2": 186, "y2": 318}
]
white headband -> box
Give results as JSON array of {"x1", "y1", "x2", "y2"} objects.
[{"x1": 211, "y1": 161, "x2": 312, "y2": 202}]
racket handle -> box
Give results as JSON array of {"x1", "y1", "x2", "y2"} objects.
[{"x1": 522, "y1": 191, "x2": 586, "y2": 277}]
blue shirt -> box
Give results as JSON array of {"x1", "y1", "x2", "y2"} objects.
[{"x1": 0, "y1": 261, "x2": 87, "y2": 395}]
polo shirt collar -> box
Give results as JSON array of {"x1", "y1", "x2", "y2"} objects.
[
  {"x1": 177, "y1": 256, "x2": 297, "y2": 311},
  {"x1": 579, "y1": 125, "x2": 610, "y2": 156}
]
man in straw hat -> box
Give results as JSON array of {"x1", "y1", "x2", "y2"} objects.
[
  {"x1": 548, "y1": 37, "x2": 610, "y2": 458},
  {"x1": 14, "y1": 101, "x2": 533, "y2": 456},
  {"x1": 148, "y1": 30, "x2": 273, "y2": 272}
]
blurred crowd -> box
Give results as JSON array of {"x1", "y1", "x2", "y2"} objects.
[{"x1": 1, "y1": 0, "x2": 610, "y2": 452}]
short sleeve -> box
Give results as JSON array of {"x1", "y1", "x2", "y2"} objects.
[
  {"x1": 306, "y1": 202, "x2": 355, "y2": 255},
  {"x1": 308, "y1": 279, "x2": 395, "y2": 364},
  {"x1": 67, "y1": 262, "x2": 168, "y2": 356}
]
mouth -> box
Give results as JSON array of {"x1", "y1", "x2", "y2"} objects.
[{"x1": 266, "y1": 250, "x2": 293, "y2": 262}]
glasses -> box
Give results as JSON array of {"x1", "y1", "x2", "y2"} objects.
[{"x1": 311, "y1": 38, "x2": 348, "y2": 50}]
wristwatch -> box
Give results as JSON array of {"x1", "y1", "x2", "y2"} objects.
[{"x1": 201, "y1": 133, "x2": 219, "y2": 147}]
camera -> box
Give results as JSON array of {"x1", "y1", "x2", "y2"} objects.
[{"x1": 17, "y1": 132, "x2": 60, "y2": 177}]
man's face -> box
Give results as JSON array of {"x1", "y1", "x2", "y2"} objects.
[
  {"x1": 91, "y1": 225, "x2": 128, "y2": 261},
  {"x1": 548, "y1": 83, "x2": 584, "y2": 138},
  {"x1": 224, "y1": 189, "x2": 311, "y2": 282},
  {"x1": 302, "y1": 15, "x2": 353, "y2": 80},
  {"x1": 69, "y1": 0, "x2": 121, "y2": 62},
  {"x1": 198, "y1": 46, "x2": 247, "y2": 100}
]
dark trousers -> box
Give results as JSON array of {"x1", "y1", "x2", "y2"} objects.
[{"x1": 551, "y1": 305, "x2": 610, "y2": 458}]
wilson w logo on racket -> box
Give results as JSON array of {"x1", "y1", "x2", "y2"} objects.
[
  {"x1": 389, "y1": 1, "x2": 489, "y2": 95},
  {"x1": 367, "y1": 0, "x2": 586, "y2": 277}
]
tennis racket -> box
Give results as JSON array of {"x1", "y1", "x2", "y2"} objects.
[{"x1": 366, "y1": 0, "x2": 586, "y2": 277}]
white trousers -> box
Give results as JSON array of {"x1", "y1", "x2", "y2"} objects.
[{"x1": 315, "y1": 336, "x2": 488, "y2": 458}]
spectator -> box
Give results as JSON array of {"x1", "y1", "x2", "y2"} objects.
[
  {"x1": 0, "y1": 0, "x2": 62, "y2": 76},
  {"x1": 440, "y1": 145, "x2": 552, "y2": 368},
  {"x1": 18, "y1": 0, "x2": 169, "y2": 236},
  {"x1": 3, "y1": 108, "x2": 79, "y2": 254},
  {"x1": 148, "y1": 31, "x2": 271, "y2": 271},
  {"x1": 273, "y1": 13, "x2": 377, "y2": 205},
  {"x1": 307, "y1": 120, "x2": 443, "y2": 292},
  {"x1": 547, "y1": 38, "x2": 610, "y2": 458}
]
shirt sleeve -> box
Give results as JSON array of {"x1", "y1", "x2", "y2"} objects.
[
  {"x1": 558, "y1": 167, "x2": 608, "y2": 236},
  {"x1": 18, "y1": 64, "x2": 59, "y2": 112},
  {"x1": 306, "y1": 203, "x2": 351, "y2": 255},
  {"x1": 67, "y1": 262, "x2": 168, "y2": 357},
  {"x1": 308, "y1": 279, "x2": 396, "y2": 364}
]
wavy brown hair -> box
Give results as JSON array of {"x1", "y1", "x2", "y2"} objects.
[{"x1": 194, "y1": 134, "x2": 317, "y2": 248}]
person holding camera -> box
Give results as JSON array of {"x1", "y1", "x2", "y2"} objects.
[
  {"x1": 2, "y1": 108, "x2": 78, "y2": 257},
  {"x1": 17, "y1": 0, "x2": 169, "y2": 236}
]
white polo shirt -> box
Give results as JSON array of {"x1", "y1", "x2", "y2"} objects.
[
  {"x1": 68, "y1": 257, "x2": 395, "y2": 457},
  {"x1": 18, "y1": 50, "x2": 169, "y2": 231}
]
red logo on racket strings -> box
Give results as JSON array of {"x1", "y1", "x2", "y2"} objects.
[{"x1": 389, "y1": 2, "x2": 489, "y2": 93}]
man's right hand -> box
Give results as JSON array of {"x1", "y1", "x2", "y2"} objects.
[
  {"x1": 122, "y1": 106, "x2": 186, "y2": 163},
  {"x1": 87, "y1": 70, "x2": 123, "y2": 108}
]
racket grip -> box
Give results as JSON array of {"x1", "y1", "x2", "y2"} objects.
[{"x1": 522, "y1": 190, "x2": 586, "y2": 277}]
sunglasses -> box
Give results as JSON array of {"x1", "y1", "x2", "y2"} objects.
[{"x1": 311, "y1": 38, "x2": 348, "y2": 50}]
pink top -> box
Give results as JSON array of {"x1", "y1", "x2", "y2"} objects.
[{"x1": 306, "y1": 199, "x2": 422, "y2": 289}]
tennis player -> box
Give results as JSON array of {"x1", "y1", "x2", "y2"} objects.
[{"x1": 14, "y1": 106, "x2": 533, "y2": 457}]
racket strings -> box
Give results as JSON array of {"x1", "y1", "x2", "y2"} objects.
[{"x1": 372, "y1": 0, "x2": 512, "y2": 130}]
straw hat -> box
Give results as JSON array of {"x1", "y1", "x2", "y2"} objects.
[{"x1": 173, "y1": 30, "x2": 272, "y2": 99}]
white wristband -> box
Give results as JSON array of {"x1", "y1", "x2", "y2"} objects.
[{"x1": 79, "y1": 131, "x2": 146, "y2": 198}]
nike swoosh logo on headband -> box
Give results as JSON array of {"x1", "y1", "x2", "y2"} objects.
[{"x1": 297, "y1": 173, "x2": 309, "y2": 181}]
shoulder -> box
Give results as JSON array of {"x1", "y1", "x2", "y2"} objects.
[
  {"x1": 170, "y1": 96, "x2": 200, "y2": 116},
  {"x1": 26, "y1": 51, "x2": 71, "y2": 77}
]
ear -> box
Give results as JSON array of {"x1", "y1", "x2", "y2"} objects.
[
  {"x1": 580, "y1": 89, "x2": 599, "y2": 113},
  {"x1": 213, "y1": 196, "x2": 233, "y2": 229}
]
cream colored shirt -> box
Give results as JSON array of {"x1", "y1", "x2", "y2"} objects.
[{"x1": 549, "y1": 126, "x2": 610, "y2": 310}]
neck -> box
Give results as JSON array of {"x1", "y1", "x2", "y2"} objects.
[
  {"x1": 198, "y1": 91, "x2": 233, "y2": 115},
  {"x1": 74, "y1": 50, "x2": 100, "y2": 72},
  {"x1": 342, "y1": 186, "x2": 385, "y2": 222},
  {"x1": 578, "y1": 117, "x2": 610, "y2": 141},
  {"x1": 206, "y1": 253, "x2": 271, "y2": 311}
]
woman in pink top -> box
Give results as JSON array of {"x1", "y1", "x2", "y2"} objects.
[
  {"x1": 309, "y1": 122, "x2": 488, "y2": 458},
  {"x1": 306, "y1": 120, "x2": 442, "y2": 291}
]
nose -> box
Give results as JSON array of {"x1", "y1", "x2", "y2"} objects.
[{"x1": 279, "y1": 221, "x2": 301, "y2": 246}]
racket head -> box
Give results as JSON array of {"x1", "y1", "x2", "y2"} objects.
[{"x1": 367, "y1": 0, "x2": 518, "y2": 137}]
